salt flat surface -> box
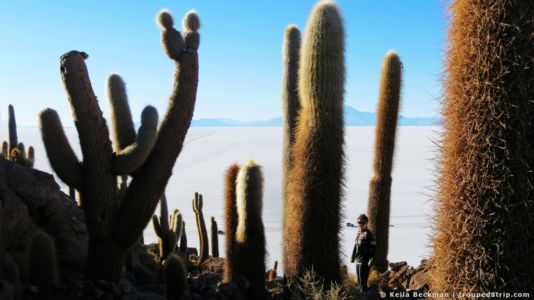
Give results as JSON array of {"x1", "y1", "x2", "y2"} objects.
[{"x1": 5, "y1": 126, "x2": 439, "y2": 273}]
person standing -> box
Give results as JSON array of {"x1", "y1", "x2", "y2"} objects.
[{"x1": 351, "y1": 214, "x2": 376, "y2": 293}]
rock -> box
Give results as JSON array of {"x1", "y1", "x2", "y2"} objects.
[
  {"x1": 201, "y1": 257, "x2": 225, "y2": 274},
  {"x1": 388, "y1": 261, "x2": 407, "y2": 272},
  {"x1": 408, "y1": 270, "x2": 429, "y2": 290}
]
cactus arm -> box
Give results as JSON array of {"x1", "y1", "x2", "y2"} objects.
[
  {"x1": 8, "y1": 105, "x2": 18, "y2": 153},
  {"x1": 39, "y1": 109, "x2": 83, "y2": 189},
  {"x1": 152, "y1": 215, "x2": 162, "y2": 238},
  {"x1": 107, "y1": 74, "x2": 136, "y2": 151},
  {"x1": 113, "y1": 11, "x2": 200, "y2": 248},
  {"x1": 111, "y1": 106, "x2": 159, "y2": 175}
]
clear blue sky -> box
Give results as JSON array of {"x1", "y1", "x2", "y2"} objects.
[{"x1": 0, "y1": 0, "x2": 449, "y2": 125}]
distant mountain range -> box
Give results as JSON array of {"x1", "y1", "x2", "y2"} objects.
[{"x1": 191, "y1": 105, "x2": 439, "y2": 127}]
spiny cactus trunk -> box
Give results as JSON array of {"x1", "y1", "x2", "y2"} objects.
[
  {"x1": 211, "y1": 217, "x2": 219, "y2": 258},
  {"x1": 8, "y1": 105, "x2": 18, "y2": 154},
  {"x1": 431, "y1": 0, "x2": 534, "y2": 292},
  {"x1": 192, "y1": 193, "x2": 209, "y2": 263},
  {"x1": 235, "y1": 161, "x2": 266, "y2": 300},
  {"x1": 281, "y1": 25, "x2": 301, "y2": 276},
  {"x1": 179, "y1": 221, "x2": 187, "y2": 253},
  {"x1": 367, "y1": 51, "x2": 402, "y2": 273},
  {"x1": 284, "y1": 2, "x2": 345, "y2": 284},
  {"x1": 223, "y1": 164, "x2": 239, "y2": 282}
]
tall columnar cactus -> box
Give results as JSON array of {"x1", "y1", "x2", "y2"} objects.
[
  {"x1": 223, "y1": 163, "x2": 239, "y2": 282},
  {"x1": 179, "y1": 221, "x2": 188, "y2": 254},
  {"x1": 367, "y1": 51, "x2": 402, "y2": 273},
  {"x1": 1, "y1": 141, "x2": 8, "y2": 158},
  {"x1": 28, "y1": 231, "x2": 59, "y2": 288},
  {"x1": 284, "y1": 2, "x2": 345, "y2": 283},
  {"x1": 235, "y1": 160, "x2": 266, "y2": 300},
  {"x1": 8, "y1": 104, "x2": 17, "y2": 153},
  {"x1": 38, "y1": 9, "x2": 201, "y2": 281},
  {"x1": 431, "y1": 0, "x2": 534, "y2": 292},
  {"x1": 164, "y1": 254, "x2": 188, "y2": 300},
  {"x1": 192, "y1": 192, "x2": 209, "y2": 263},
  {"x1": 281, "y1": 25, "x2": 301, "y2": 273},
  {"x1": 153, "y1": 195, "x2": 183, "y2": 262},
  {"x1": 210, "y1": 216, "x2": 219, "y2": 258}
]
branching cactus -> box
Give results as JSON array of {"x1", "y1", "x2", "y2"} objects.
[
  {"x1": 284, "y1": 2, "x2": 345, "y2": 284},
  {"x1": 281, "y1": 25, "x2": 301, "y2": 274},
  {"x1": 223, "y1": 163, "x2": 239, "y2": 282},
  {"x1": 3, "y1": 105, "x2": 35, "y2": 167},
  {"x1": 210, "y1": 216, "x2": 219, "y2": 258},
  {"x1": 38, "y1": 9, "x2": 201, "y2": 281},
  {"x1": 431, "y1": 0, "x2": 534, "y2": 292},
  {"x1": 28, "y1": 231, "x2": 59, "y2": 288},
  {"x1": 153, "y1": 194, "x2": 183, "y2": 262},
  {"x1": 367, "y1": 51, "x2": 402, "y2": 273},
  {"x1": 235, "y1": 160, "x2": 266, "y2": 300},
  {"x1": 192, "y1": 192, "x2": 209, "y2": 263}
]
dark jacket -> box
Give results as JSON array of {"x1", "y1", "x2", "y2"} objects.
[{"x1": 351, "y1": 228, "x2": 376, "y2": 264}]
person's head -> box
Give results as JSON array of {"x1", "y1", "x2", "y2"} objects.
[{"x1": 357, "y1": 214, "x2": 368, "y2": 230}]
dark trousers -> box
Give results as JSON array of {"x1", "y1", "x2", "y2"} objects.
[{"x1": 355, "y1": 263, "x2": 370, "y2": 292}]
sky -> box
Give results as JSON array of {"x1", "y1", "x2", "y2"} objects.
[{"x1": 0, "y1": 0, "x2": 449, "y2": 125}]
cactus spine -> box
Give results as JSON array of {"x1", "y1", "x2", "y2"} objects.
[
  {"x1": 223, "y1": 163, "x2": 239, "y2": 282},
  {"x1": 235, "y1": 160, "x2": 266, "y2": 300},
  {"x1": 367, "y1": 51, "x2": 402, "y2": 273},
  {"x1": 38, "y1": 9, "x2": 201, "y2": 281},
  {"x1": 28, "y1": 231, "x2": 59, "y2": 288},
  {"x1": 284, "y1": 2, "x2": 345, "y2": 283},
  {"x1": 431, "y1": 0, "x2": 534, "y2": 292},
  {"x1": 192, "y1": 192, "x2": 209, "y2": 263},
  {"x1": 153, "y1": 195, "x2": 183, "y2": 262},
  {"x1": 210, "y1": 216, "x2": 219, "y2": 258},
  {"x1": 164, "y1": 254, "x2": 188, "y2": 300},
  {"x1": 281, "y1": 25, "x2": 301, "y2": 275}
]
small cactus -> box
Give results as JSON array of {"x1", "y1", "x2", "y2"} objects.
[
  {"x1": 153, "y1": 195, "x2": 183, "y2": 262},
  {"x1": 164, "y1": 254, "x2": 188, "y2": 300},
  {"x1": 192, "y1": 192, "x2": 209, "y2": 263},
  {"x1": 8, "y1": 104, "x2": 17, "y2": 154},
  {"x1": 211, "y1": 216, "x2": 219, "y2": 258},
  {"x1": 28, "y1": 231, "x2": 59, "y2": 288},
  {"x1": 179, "y1": 221, "x2": 188, "y2": 254},
  {"x1": 1, "y1": 141, "x2": 8, "y2": 158},
  {"x1": 267, "y1": 261, "x2": 278, "y2": 281},
  {"x1": 235, "y1": 160, "x2": 266, "y2": 300}
]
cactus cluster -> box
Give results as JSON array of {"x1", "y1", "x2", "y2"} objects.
[
  {"x1": 1, "y1": 105, "x2": 35, "y2": 168},
  {"x1": 38, "y1": 8, "x2": 201, "y2": 281},
  {"x1": 152, "y1": 194, "x2": 183, "y2": 263}
]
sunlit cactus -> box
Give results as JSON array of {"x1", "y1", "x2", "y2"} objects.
[
  {"x1": 223, "y1": 163, "x2": 239, "y2": 282},
  {"x1": 192, "y1": 192, "x2": 209, "y2": 263}
]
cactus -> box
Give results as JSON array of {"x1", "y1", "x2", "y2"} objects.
[
  {"x1": 267, "y1": 261, "x2": 278, "y2": 281},
  {"x1": 38, "y1": 9, "x2": 201, "y2": 281},
  {"x1": 28, "y1": 231, "x2": 59, "y2": 288},
  {"x1": 1, "y1": 141, "x2": 8, "y2": 158},
  {"x1": 367, "y1": 51, "x2": 402, "y2": 273},
  {"x1": 284, "y1": 2, "x2": 345, "y2": 284},
  {"x1": 210, "y1": 216, "x2": 219, "y2": 258},
  {"x1": 179, "y1": 221, "x2": 188, "y2": 254},
  {"x1": 192, "y1": 192, "x2": 209, "y2": 263},
  {"x1": 164, "y1": 254, "x2": 188, "y2": 300},
  {"x1": 431, "y1": 0, "x2": 534, "y2": 292},
  {"x1": 153, "y1": 195, "x2": 183, "y2": 262},
  {"x1": 281, "y1": 25, "x2": 301, "y2": 275},
  {"x1": 223, "y1": 163, "x2": 239, "y2": 282},
  {"x1": 8, "y1": 104, "x2": 17, "y2": 154},
  {"x1": 234, "y1": 160, "x2": 266, "y2": 300}
]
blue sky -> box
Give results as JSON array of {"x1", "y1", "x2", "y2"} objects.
[{"x1": 0, "y1": 0, "x2": 449, "y2": 125}]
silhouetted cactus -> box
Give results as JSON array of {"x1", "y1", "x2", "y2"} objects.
[
  {"x1": 223, "y1": 163, "x2": 239, "y2": 282},
  {"x1": 431, "y1": 0, "x2": 534, "y2": 292},
  {"x1": 284, "y1": 2, "x2": 345, "y2": 284},
  {"x1": 211, "y1": 216, "x2": 219, "y2": 258},
  {"x1": 192, "y1": 192, "x2": 209, "y2": 263},
  {"x1": 8, "y1": 104, "x2": 17, "y2": 154},
  {"x1": 367, "y1": 51, "x2": 402, "y2": 273},
  {"x1": 28, "y1": 231, "x2": 59, "y2": 288},
  {"x1": 267, "y1": 260, "x2": 278, "y2": 281},
  {"x1": 164, "y1": 254, "x2": 188, "y2": 300},
  {"x1": 1, "y1": 141, "x2": 7, "y2": 158},
  {"x1": 179, "y1": 221, "x2": 188, "y2": 254},
  {"x1": 38, "y1": 8, "x2": 201, "y2": 281},
  {"x1": 235, "y1": 160, "x2": 266, "y2": 300},
  {"x1": 281, "y1": 25, "x2": 301, "y2": 274},
  {"x1": 153, "y1": 195, "x2": 183, "y2": 262}
]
